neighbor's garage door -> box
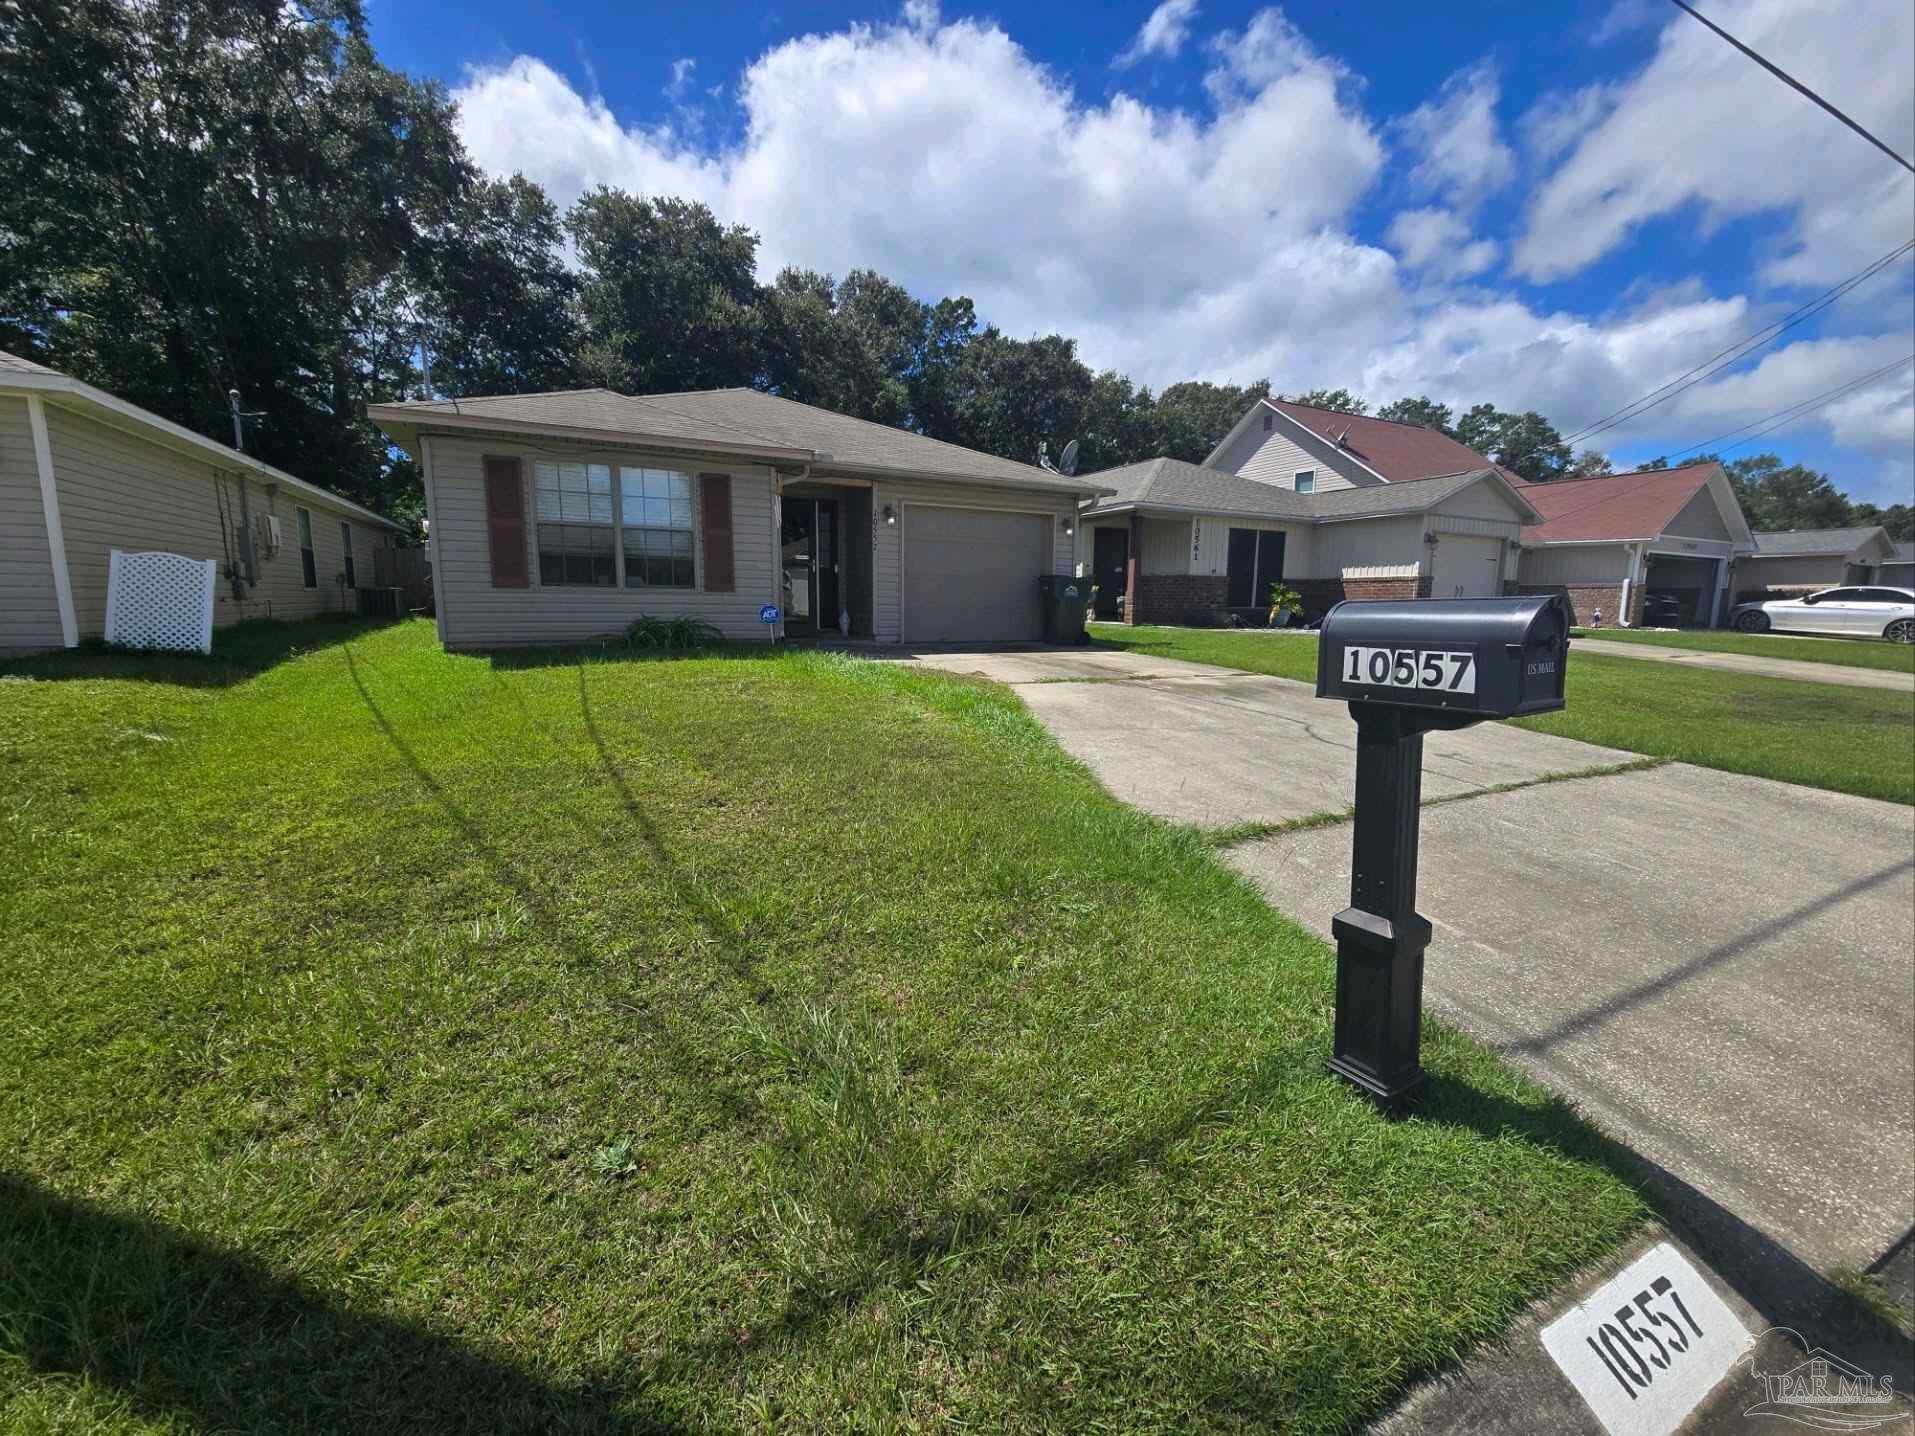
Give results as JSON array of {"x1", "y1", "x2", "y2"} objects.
[
  {"x1": 1430, "y1": 534, "x2": 1504, "y2": 599},
  {"x1": 902, "y1": 505, "x2": 1048, "y2": 642}
]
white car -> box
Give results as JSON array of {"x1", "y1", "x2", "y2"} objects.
[{"x1": 1730, "y1": 585, "x2": 1915, "y2": 642}]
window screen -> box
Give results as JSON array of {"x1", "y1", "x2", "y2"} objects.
[
  {"x1": 535, "y1": 462, "x2": 615, "y2": 586},
  {"x1": 620, "y1": 469, "x2": 695, "y2": 588}
]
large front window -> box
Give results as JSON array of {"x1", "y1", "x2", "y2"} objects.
[
  {"x1": 536, "y1": 461, "x2": 615, "y2": 586},
  {"x1": 620, "y1": 468, "x2": 695, "y2": 588}
]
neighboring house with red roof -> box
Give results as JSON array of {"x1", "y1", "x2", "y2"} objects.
[
  {"x1": 1077, "y1": 397, "x2": 1538, "y2": 624},
  {"x1": 1514, "y1": 461, "x2": 1754, "y2": 627}
]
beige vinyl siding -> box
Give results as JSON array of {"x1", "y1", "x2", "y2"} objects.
[
  {"x1": 1141, "y1": 517, "x2": 1189, "y2": 575},
  {"x1": 428, "y1": 434, "x2": 776, "y2": 649},
  {"x1": 1427, "y1": 480, "x2": 1526, "y2": 528},
  {"x1": 1734, "y1": 553, "x2": 1846, "y2": 591},
  {"x1": 1662, "y1": 488, "x2": 1733, "y2": 542},
  {"x1": 1518, "y1": 543, "x2": 1630, "y2": 586},
  {"x1": 0, "y1": 396, "x2": 64, "y2": 653},
  {"x1": 871, "y1": 477, "x2": 1076, "y2": 643},
  {"x1": 43, "y1": 402, "x2": 385, "y2": 637},
  {"x1": 1190, "y1": 516, "x2": 1314, "y2": 579},
  {"x1": 1211, "y1": 414, "x2": 1371, "y2": 493},
  {"x1": 1312, "y1": 515, "x2": 1426, "y2": 579}
]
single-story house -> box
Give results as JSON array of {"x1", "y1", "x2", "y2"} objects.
[
  {"x1": 1735, "y1": 525, "x2": 1901, "y2": 599},
  {"x1": 2, "y1": 349, "x2": 403, "y2": 656},
  {"x1": 366, "y1": 387, "x2": 1110, "y2": 650},
  {"x1": 1513, "y1": 461, "x2": 1753, "y2": 627},
  {"x1": 1882, "y1": 541, "x2": 1914, "y2": 589},
  {"x1": 1077, "y1": 398, "x2": 1540, "y2": 623}
]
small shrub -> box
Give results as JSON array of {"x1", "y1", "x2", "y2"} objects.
[{"x1": 626, "y1": 615, "x2": 726, "y2": 651}]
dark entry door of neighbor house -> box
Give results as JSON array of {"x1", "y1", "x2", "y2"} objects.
[
  {"x1": 1093, "y1": 526, "x2": 1129, "y2": 617},
  {"x1": 782, "y1": 498, "x2": 841, "y2": 633},
  {"x1": 1226, "y1": 528, "x2": 1285, "y2": 610}
]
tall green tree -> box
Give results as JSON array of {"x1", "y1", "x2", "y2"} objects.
[
  {"x1": 1, "y1": 0, "x2": 470, "y2": 506},
  {"x1": 419, "y1": 175, "x2": 578, "y2": 397},
  {"x1": 1283, "y1": 387, "x2": 1368, "y2": 415},
  {"x1": 1152, "y1": 379, "x2": 1273, "y2": 462},
  {"x1": 567, "y1": 189, "x2": 766, "y2": 394},
  {"x1": 1375, "y1": 395, "x2": 1452, "y2": 431}
]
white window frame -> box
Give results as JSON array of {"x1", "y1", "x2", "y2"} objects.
[
  {"x1": 1294, "y1": 469, "x2": 1316, "y2": 494},
  {"x1": 295, "y1": 506, "x2": 317, "y2": 589},
  {"x1": 617, "y1": 465, "x2": 697, "y2": 591},
  {"x1": 339, "y1": 520, "x2": 356, "y2": 588},
  {"x1": 533, "y1": 460, "x2": 617, "y2": 587}
]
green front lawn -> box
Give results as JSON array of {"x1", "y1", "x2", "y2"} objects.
[
  {"x1": 0, "y1": 618, "x2": 1648, "y2": 1433},
  {"x1": 1570, "y1": 625, "x2": 1915, "y2": 673},
  {"x1": 1091, "y1": 623, "x2": 1915, "y2": 805}
]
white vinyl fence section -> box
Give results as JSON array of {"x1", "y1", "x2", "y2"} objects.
[{"x1": 103, "y1": 548, "x2": 217, "y2": 654}]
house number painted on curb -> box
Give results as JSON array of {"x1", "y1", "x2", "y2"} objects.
[
  {"x1": 1340, "y1": 646, "x2": 1477, "y2": 694},
  {"x1": 1539, "y1": 1243, "x2": 1753, "y2": 1436}
]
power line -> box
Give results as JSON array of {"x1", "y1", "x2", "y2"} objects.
[
  {"x1": 1666, "y1": 352, "x2": 1915, "y2": 460},
  {"x1": 1561, "y1": 239, "x2": 1915, "y2": 446},
  {"x1": 1666, "y1": 0, "x2": 1914, "y2": 175}
]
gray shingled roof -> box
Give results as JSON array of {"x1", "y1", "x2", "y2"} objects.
[
  {"x1": 1750, "y1": 526, "x2": 1887, "y2": 555},
  {"x1": 1082, "y1": 460, "x2": 1529, "y2": 523},
  {"x1": 0, "y1": 348, "x2": 60, "y2": 375},
  {"x1": 370, "y1": 386, "x2": 1102, "y2": 496}
]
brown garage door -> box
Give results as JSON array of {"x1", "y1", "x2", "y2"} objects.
[{"x1": 902, "y1": 505, "x2": 1048, "y2": 642}]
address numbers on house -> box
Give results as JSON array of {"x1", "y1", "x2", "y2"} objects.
[{"x1": 1340, "y1": 646, "x2": 1477, "y2": 695}]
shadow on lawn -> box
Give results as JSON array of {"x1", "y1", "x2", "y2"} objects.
[
  {"x1": 0, "y1": 615, "x2": 394, "y2": 688},
  {"x1": 0, "y1": 1174, "x2": 669, "y2": 1434}
]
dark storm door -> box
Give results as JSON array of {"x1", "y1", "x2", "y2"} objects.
[
  {"x1": 1094, "y1": 526, "x2": 1129, "y2": 615},
  {"x1": 816, "y1": 501, "x2": 840, "y2": 630},
  {"x1": 1227, "y1": 528, "x2": 1286, "y2": 609}
]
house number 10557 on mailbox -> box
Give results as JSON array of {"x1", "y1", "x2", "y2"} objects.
[{"x1": 1341, "y1": 646, "x2": 1476, "y2": 694}]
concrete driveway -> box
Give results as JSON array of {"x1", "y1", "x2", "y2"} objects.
[{"x1": 911, "y1": 645, "x2": 1915, "y2": 1296}]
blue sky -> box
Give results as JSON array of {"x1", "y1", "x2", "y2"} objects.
[{"x1": 371, "y1": 1, "x2": 1915, "y2": 504}]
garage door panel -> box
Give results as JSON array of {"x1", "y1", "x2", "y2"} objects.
[
  {"x1": 903, "y1": 506, "x2": 1047, "y2": 642},
  {"x1": 1431, "y1": 535, "x2": 1504, "y2": 599}
]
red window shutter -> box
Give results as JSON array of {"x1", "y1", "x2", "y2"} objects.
[
  {"x1": 700, "y1": 473, "x2": 734, "y2": 592},
  {"x1": 483, "y1": 456, "x2": 529, "y2": 588}
]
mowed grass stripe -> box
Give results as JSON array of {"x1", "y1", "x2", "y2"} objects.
[
  {"x1": 1090, "y1": 623, "x2": 1915, "y2": 805},
  {"x1": 1, "y1": 619, "x2": 1645, "y2": 1433}
]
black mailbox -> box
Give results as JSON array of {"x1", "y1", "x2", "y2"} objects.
[
  {"x1": 1316, "y1": 593, "x2": 1570, "y2": 719},
  {"x1": 1312, "y1": 594, "x2": 1574, "y2": 1106}
]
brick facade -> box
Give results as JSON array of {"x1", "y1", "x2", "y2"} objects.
[
  {"x1": 1510, "y1": 582, "x2": 1641, "y2": 628},
  {"x1": 1128, "y1": 573, "x2": 1230, "y2": 625},
  {"x1": 1291, "y1": 577, "x2": 1429, "y2": 623}
]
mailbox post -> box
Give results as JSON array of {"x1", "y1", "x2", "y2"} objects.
[{"x1": 1315, "y1": 594, "x2": 1571, "y2": 1104}]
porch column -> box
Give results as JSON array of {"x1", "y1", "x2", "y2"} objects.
[{"x1": 1125, "y1": 513, "x2": 1144, "y2": 625}]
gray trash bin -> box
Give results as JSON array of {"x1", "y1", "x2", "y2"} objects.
[{"x1": 1038, "y1": 575, "x2": 1090, "y2": 644}]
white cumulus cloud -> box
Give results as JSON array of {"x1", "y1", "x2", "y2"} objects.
[
  {"x1": 1514, "y1": 0, "x2": 1915, "y2": 284},
  {"x1": 1114, "y1": 0, "x2": 1200, "y2": 69}
]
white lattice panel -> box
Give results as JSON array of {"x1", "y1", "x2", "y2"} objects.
[{"x1": 104, "y1": 549, "x2": 217, "y2": 654}]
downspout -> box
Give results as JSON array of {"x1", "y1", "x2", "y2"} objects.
[
  {"x1": 26, "y1": 395, "x2": 78, "y2": 647},
  {"x1": 1619, "y1": 542, "x2": 1642, "y2": 627}
]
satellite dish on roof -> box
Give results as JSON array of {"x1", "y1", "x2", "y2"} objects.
[{"x1": 1059, "y1": 439, "x2": 1079, "y2": 476}]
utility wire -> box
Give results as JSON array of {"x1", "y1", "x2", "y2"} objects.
[
  {"x1": 1561, "y1": 239, "x2": 1915, "y2": 446},
  {"x1": 1666, "y1": 0, "x2": 1914, "y2": 174},
  {"x1": 1666, "y1": 352, "x2": 1915, "y2": 459}
]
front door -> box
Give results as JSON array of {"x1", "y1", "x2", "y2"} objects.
[
  {"x1": 782, "y1": 498, "x2": 843, "y2": 634},
  {"x1": 1093, "y1": 526, "x2": 1129, "y2": 617},
  {"x1": 1226, "y1": 528, "x2": 1285, "y2": 610}
]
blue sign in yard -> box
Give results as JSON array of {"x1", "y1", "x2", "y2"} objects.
[{"x1": 760, "y1": 604, "x2": 781, "y2": 624}]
